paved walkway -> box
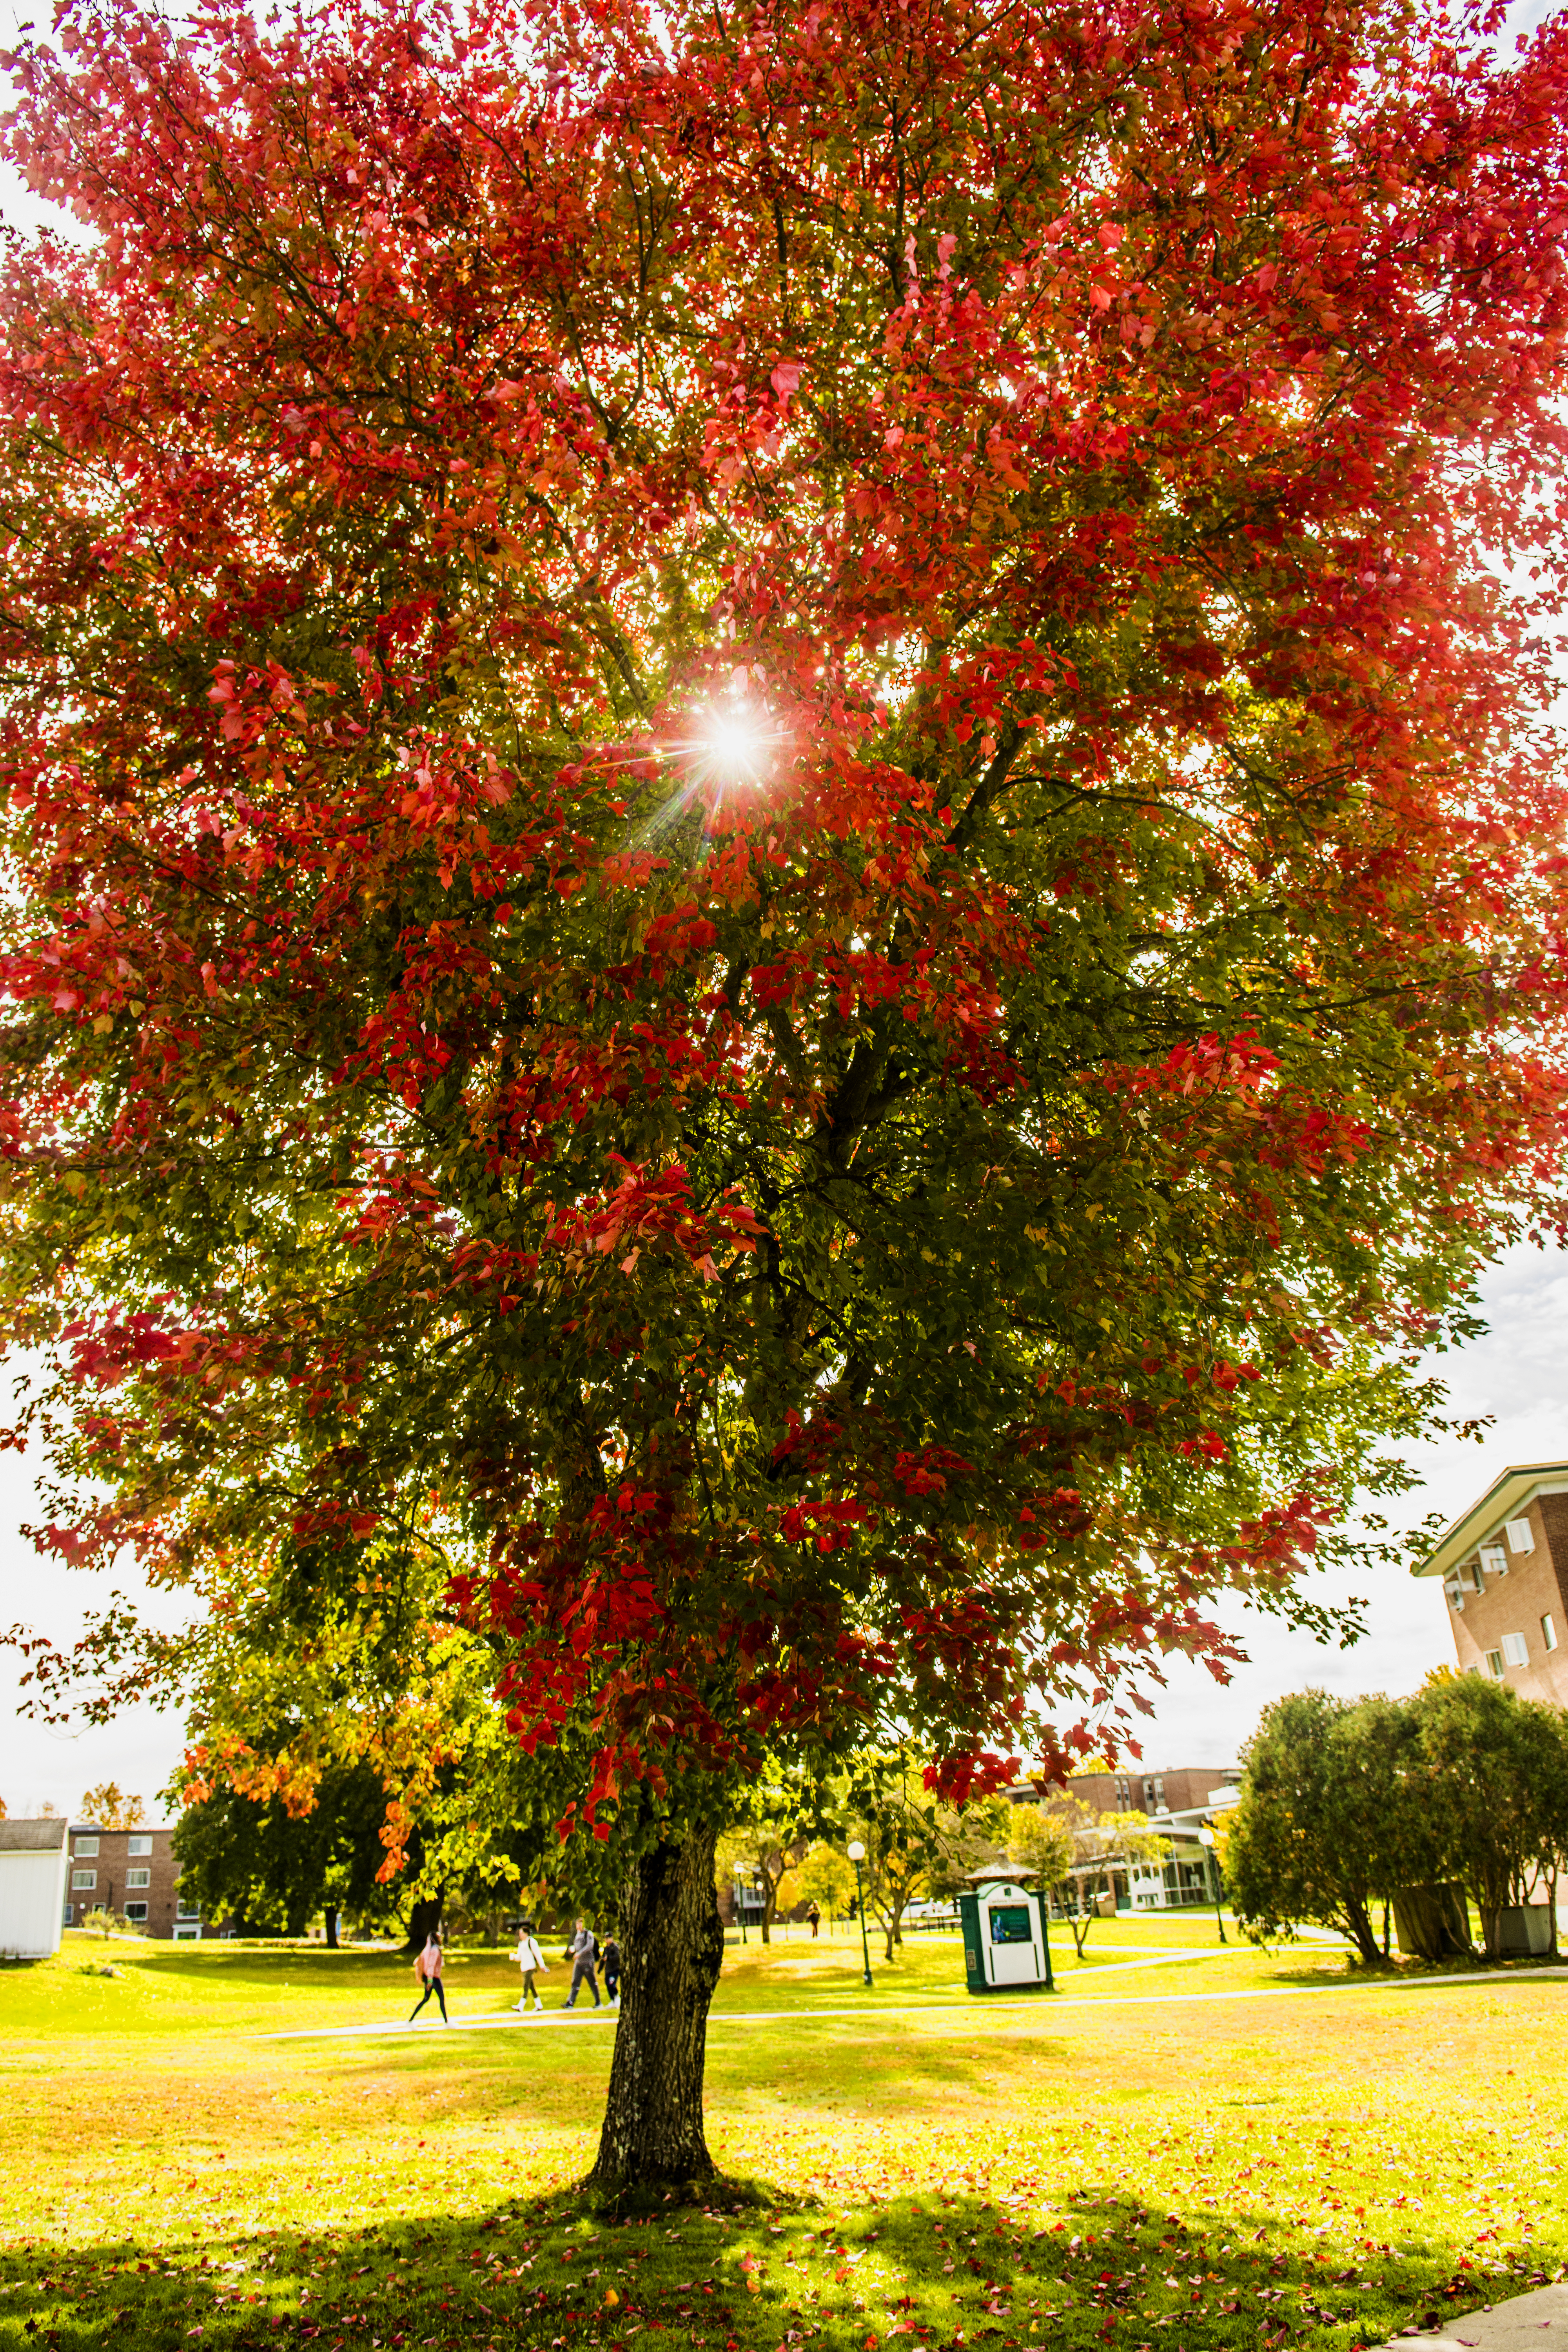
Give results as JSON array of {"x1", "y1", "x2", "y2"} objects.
[
  {"x1": 1385, "y1": 2283, "x2": 1568, "y2": 2350},
  {"x1": 261, "y1": 1956, "x2": 1563, "y2": 2042}
]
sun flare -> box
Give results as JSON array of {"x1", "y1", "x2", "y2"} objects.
[{"x1": 699, "y1": 702, "x2": 774, "y2": 783}]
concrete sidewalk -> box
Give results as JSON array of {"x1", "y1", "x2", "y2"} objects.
[
  {"x1": 260, "y1": 1958, "x2": 1566, "y2": 2042},
  {"x1": 1386, "y1": 2283, "x2": 1568, "y2": 2350}
]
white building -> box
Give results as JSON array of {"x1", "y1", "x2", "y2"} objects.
[{"x1": 0, "y1": 1817, "x2": 71, "y2": 1958}]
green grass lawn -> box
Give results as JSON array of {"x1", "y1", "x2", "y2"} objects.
[{"x1": 2, "y1": 1921, "x2": 1565, "y2": 2352}]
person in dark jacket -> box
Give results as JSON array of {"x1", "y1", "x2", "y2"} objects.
[
  {"x1": 563, "y1": 1918, "x2": 601, "y2": 2009},
  {"x1": 602, "y1": 1935, "x2": 622, "y2": 2006}
]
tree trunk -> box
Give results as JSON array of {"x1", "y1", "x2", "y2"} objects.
[
  {"x1": 1342, "y1": 1897, "x2": 1384, "y2": 1969},
  {"x1": 588, "y1": 1827, "x2": 724, "y2": 2194},
  {"x1": 324, "y1": 1906, "x2": 340, "y2": 1950}
]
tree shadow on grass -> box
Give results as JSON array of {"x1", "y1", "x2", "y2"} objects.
[{"x1": 0, "y1": 2180, "x2": 1555, "y2": 2352}]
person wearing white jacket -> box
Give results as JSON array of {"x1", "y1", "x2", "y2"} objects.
[{"x1": 514, "y1": 1920, "x2": 548, "y2": 2012}]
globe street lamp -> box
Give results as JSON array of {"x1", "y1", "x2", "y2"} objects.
[
  {"x1": 1196, "y1": 1824, "x2": 1228, "y2": 1944},
  {"x1": 846, "y1": 1840, "x2": 873, "y2": 1986}
]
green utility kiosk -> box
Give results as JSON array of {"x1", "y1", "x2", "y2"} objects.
[{"x1": 958, "y1": 1866, "x2": 1053, "y2": 1994}]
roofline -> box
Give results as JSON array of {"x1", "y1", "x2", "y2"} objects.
[{"x1": 1412, "y1": 1461, "x2": 1568, "y2": 1581}]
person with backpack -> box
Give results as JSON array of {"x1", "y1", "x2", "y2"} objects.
[
  {"x1": 514, "y1": 1919, "x2": 548, "y2": 2012},
  {"x1": 562, "y1": 1917, "x2": 600, "y2": 2009},
  {"x1": 408, "y1": 1929, "x2": 448, "y2": 2025},
  {"x1": 602, "y1": 1934, "x2": 622, "y2": 2007}
]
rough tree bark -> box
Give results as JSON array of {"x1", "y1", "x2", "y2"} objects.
[
  {"x1": 324, "y1": 1905, "x2": 340, "y2": 1949},
  {"x1": 588, "y1": 1827, "x2": 724, "y2": 2192}
]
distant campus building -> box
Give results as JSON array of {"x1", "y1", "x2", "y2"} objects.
[
  {"x1": 1014, "y1": 1764, "x2": 1241, "y2": 1913},
  {"x1": 62, "y1": 1822, "x2": 194, "y2": 1939},
  {"x1": 1416, "y1": 1460, "x2": 1568, "y2": 1707}
]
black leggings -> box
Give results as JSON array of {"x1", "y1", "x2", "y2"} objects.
[{"x1": 410, "y1": 1976, "x2": 447, "y2": 2020}]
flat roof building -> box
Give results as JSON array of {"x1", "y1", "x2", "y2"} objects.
[{"x1": 1414, "y1": 1459, "x2": 1568, "y2": 1706}]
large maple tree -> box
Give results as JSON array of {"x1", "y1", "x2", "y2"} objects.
[{"x1": 4, "y1": 0, "x2": 1568, "y2": 2185}]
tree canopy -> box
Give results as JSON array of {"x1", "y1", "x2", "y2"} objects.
[
  {"x1": 1226, "y1": 1679, "x2": 1568, "y2": 1962},
  {"x1": 3, "y1": 0, "x2": 1568, "y2": 2182}
]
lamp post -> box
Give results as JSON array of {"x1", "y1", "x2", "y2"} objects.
[
  {"x1": 847, "y1": 1840, "x2": 873, "y2": 1986},
  {"x1": 1196, "y1": 1825, "x2": 1227, "y2": 1944}
]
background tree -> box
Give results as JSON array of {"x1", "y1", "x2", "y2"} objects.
[
  {"x1": 79, "y1": 1784, "x2": 145, "y2": 1831},
  {"x1": 5, "y1": 0, "x2": 1568, "y2": 2190},
  {"x1": 795, "y1": 1840, "x2": 856, "y2": 1926},
  {"x1": 173, "y1": 1758, "x2": 394, "y2": 1941},
  {"x1": 840, "y1": 1750, "x2": 1004, "y2": 1958},
  {"x1": 1050, "y1": 1805, "x2": 1172, "y2": 1956},
  {"x1": 1227, "y1": 1690, "x2": 1441, "y2": 1965},
  {"x1": 1006, "y1": 1800, "x2": 1075, "y2": 1899},
  {"x1": 1411, "y1": 1676, "x2": 1568, "y2": 1960}
]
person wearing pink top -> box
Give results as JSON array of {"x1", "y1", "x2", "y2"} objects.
[{"x1": 409, "y1": 1930, "x2": 448, "y2": 2024}]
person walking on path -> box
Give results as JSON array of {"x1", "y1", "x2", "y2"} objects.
[
  {"x1": 807, "y1": 1902, "x2": 821, "y2": 1940},
  {"x1": 563, "y1": 1918, "x2": 601, "y2": 2009},
  {"x1": 409, "y1": 1930, "x2": 448, "y2": 2025},
  {"x1": 602, "y1": 1935, "x2": 622, "y2": 2007},
  {"x1": 514, "y1": 1920, "x2": 548, "y2": 2012}
]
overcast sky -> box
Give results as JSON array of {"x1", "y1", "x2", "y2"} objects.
[{"x1": 2, "y1": 0, "x2": 1566, "y2": 1819}]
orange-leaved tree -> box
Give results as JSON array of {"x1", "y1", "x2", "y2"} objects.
[{"x1": 3, "y1": 0, "x2": 1568, "y2": 2185}]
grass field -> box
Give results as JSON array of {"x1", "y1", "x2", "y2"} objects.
[{"x1": 4, "y1": 1920, "x2": 1566, "y2": 2352}]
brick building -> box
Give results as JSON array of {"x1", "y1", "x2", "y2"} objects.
[
  {"x1": 1416, "y1": 1460, "x2": 1568, "y2": 1706},
  {"x1": 64, "y1": 1822, "x2": 199, "y2": 1940},
  {"x1": 1009, "y1": 1763, "x2": 1240, "y2": 1913},
  {"x1": 1060, "y1": 1765, "x2": 1241, "y2": 1818}
]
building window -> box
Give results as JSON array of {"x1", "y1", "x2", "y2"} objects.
[
  {"x1": 73, "y1": 1835, "x2": 99, "y2": 1858},
  {"x1": 128, "y1": 1833, "x2": 152, "y2": 1857},
  {"x1": 123, "y1": 1902, "x2": 148, "y2": 1924},
  {"x1": 176, "y1": 1900, "x2": 201, "y2": 1920},
  {"x1": 62, "y1": 1903, "x2": 73, "y2": 1925},
  {"x1": 72, "y1": 1868, "x2": 96, "y2": 1891},
  {"x1": 1506, "y1": 1516, "x2": 1535, "y2": 1555},
  {"x1": 1479, "y1": 1544, "x2": 1508, "y2": 1580},
  {"x1": 1485, "y1": 1649, "x2": 1506, "y2": 1679},
  {"x1": 125, "y1": 1867, "x2": 151, "y2": 1889},
  {"x1": 1543, "y1": 1614, "x2": 1559, "y2": 1653},
  {"x1": 1502, "y1": 1631, "x2": 1530, "y2": 1666}
]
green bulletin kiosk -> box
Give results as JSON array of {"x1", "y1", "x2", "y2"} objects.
[{"x1": 958, "y1": 1866, "x2": 1053, "y2": 1994}]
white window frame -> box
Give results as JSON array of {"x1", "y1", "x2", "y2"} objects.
[
  {"x1": 1543, "y1": 1613, "x2": 1559, "y2": 1653},
  {"x1": 176, "y1": 1899, "x2": 202, "y2": 1920},
  {"x1": 1479, "y1": 1544, "x2": 1508, "y2": 1580},
  {"x1": 1502, "y1": 1631, "x2": 1530, "y2": 1666},
  {"x1": 71, "y1": 1868, "x2": 97, "y2": 1891},
  {"x1": 127, "y1": 1833, "x2": 152, "y2": 1857},
  {"x1": 1485, "y1": 1649, "x2": 1506, "y2": 1679},
  {"x1": 125, "y1": 1867, "x2": 151, "y2": 1889},
  {"x1": 73, "y1": 1835, "x2": 99, "y2": 1857},
  {"x1": 61, "y1": 1902, "x2": 73, "y2": 1924},
  {"x1": 123, "y1": 1902, "x2": 148, "y2": 1924},
  {"x1": 1506, "y1": 1517, "x2": 1536, "y2": 1555}
]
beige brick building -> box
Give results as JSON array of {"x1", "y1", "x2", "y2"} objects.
[
  {"x1": 1416, "y1": 1460, "x2": 1568, "y2": 1705},
  {"x1": 64, "y1": 1822, "x2": 196, "y2": 1939}
]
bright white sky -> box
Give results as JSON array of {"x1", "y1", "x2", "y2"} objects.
[{"x1": 1, "y1": 0, "x2": 1565, "y2": 1818}]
